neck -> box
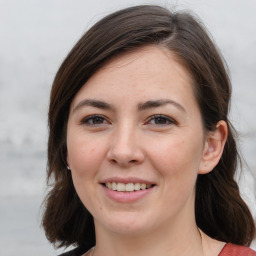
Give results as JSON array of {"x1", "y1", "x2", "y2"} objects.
[{"x1": 93, "y1": 219, "x2": 203, "y2": 256}]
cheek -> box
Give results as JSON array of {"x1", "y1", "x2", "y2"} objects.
[
  {"x1": 67, "y1": 136, "x2": 105, "y2": 207},
  {"x1": 149, "y1": 134, "x2": 203, "y2": 181},
  {"x1": 149, "y1": 137, "x2": 185, "y2": 169},
  {"x1": 67, "y1": 133, "x2": 104, "y2": 177}
]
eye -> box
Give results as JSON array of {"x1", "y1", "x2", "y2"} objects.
[
  {"x1": 146, "y1": 114, "x2": 176, "y2": 126},
  {"x1": 81, "y1": 114, "x2": 110, "y2": 126}
]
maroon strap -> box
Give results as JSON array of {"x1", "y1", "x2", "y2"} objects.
[{"x1": 219, "y1": 243, "x2": 256, "y2": 256}]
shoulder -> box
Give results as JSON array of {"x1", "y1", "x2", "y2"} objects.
[
  {"x1": 58, "y1": 246, "x2": 87, "y2": 256},
  {"x1": 219, "y1": 243, "x2": 256, "y2": 256}
]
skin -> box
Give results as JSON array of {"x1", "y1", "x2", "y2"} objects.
[{"x1": 67, "y1": 46, "x2": 227, "y2": 256}]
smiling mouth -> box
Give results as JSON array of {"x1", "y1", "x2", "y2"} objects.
[{"x1": 103, "y1": 182, "x2": 155, "y2": 192}]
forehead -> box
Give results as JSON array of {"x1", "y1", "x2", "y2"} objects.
[
  {"x1": 101, "y1": 46, "x2": 192, "y2": 81},
  {"x1": 72, "y1": 46, "x2": 196, "y2": 106}
]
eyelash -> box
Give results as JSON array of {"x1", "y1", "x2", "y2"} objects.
[
  {"x1": 80, "y1": 114, "x2": 176, "y2": 127},
  {"x1": 81, "y1": 114, "x2": 110, "y2": 126},
  {"x1": 145, "y1": 114, "x2": 176, "y2": 126}
]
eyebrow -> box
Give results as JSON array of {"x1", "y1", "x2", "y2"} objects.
[
  {"x1": 73, "y1": 98, "x2": 186, "y2": 113},
  {"x1": 73, "y1": 99, "x2": 113, "y2": 112},
  {"x1": 138, "y1": 99, "x2": 186, "y2": 112}
]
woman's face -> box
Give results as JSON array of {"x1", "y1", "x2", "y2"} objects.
[{"x1": 67, "y1": 46, "x2": 209, "y2": 236}]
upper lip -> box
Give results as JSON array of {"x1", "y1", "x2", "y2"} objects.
[{"x1": 100, "y1": 177, "x2": 156, "y2": 185}]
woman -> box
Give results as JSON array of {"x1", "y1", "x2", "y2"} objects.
[{"x1": 42, "y1": 5, "x2": 256, "y2": 256}]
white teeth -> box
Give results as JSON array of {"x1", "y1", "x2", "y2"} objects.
[
  {"x1": 134, "y1": 183, "x2": 140, "y2": 191},
  {"x1": 117, "y1": 183, "x2": 125, "y2": 191},
  {"x1": 141, "y1": 183, "x2": 146, "y2": 190},
  {"x1": 112, "y1": 182, "x2": 117, "y2": 191},
  {"x1": 125, "y1": 183, "x2": 134, "y2": 192},
  {"x1": 105, "y1": 182, "x2": 153, "y2": 192}
]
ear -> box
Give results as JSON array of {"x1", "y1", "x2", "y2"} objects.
[{"x1": 198, "y1": 120, "x2": 228, "y2": 174}]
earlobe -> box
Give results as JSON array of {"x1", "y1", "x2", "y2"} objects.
[
  {"x1": 67, "y1": 152, "x2": 71, "y2": 170},
  {"x1": 198, "y1": 120, "x2": 228, "y2": 174}
]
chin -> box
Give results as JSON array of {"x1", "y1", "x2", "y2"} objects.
[{"x1": 95, "y1": 211, "x2": 155, "y2": 236}]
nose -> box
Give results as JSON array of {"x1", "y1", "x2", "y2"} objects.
[{"x1": 106, "y1": 124, "x2": 145, "y2": 167}]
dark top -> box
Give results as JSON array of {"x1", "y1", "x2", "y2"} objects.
[
  {"x1": 58, "y1": 243, "x2": 256, "y2": 256},
  {"x1": 58, "y1": 246, "x2": 87, "y2": 256}
]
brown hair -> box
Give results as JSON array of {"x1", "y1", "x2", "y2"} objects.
[{"x1": 42, "y1": 5, "x2": 255, "y2": 250}]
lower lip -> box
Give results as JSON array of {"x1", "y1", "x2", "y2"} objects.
[{"x1": 101, "y1": 185, "x2": 155, "y2": 203}]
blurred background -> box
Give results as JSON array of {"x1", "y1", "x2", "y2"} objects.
[{"x1": 0, "y1": 0, "x2": 255, "y2": 255}]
